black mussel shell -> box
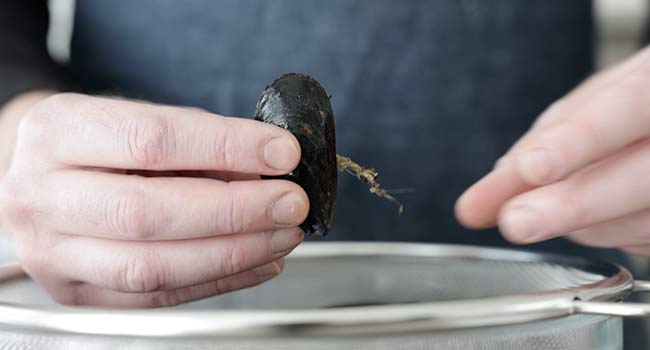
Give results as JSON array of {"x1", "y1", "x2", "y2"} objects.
[{"x1": 255, "y1": 73, "x2": 337, "y2": 236}]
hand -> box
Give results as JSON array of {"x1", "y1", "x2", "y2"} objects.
[
  {"x1": 0, "y1": 93, "x2": 309, "y2": 307},
  {"x1": 456, "y1": 46, "x2": 650, "y2": 256}
]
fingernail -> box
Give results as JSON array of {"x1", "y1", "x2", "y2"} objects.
[
  {"x1": 270, "y1": 228, "x2": 303, "y2": 256},
  {"x1": 271, "y1": 192, "x2": 307, "y2": 225},
  {"x1": 500, "y1": 206, "x2": 544, "y2": 243},
  {"x1": 254, "y1": 262, "x2": 281, "y2": 279},
  {"x1": 264, "y1": 137, "x2": 300, "y2": 170},
  {"x1": 517, "y1": 148, "x2": 559, "y2": 184}
]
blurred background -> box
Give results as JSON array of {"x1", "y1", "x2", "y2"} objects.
[
  {"x1": 593, "y1": 0, "x2": 648, "y2": 68},
  {"x1": 42, "y1": 0, "x2": 650, "y2": 68}
]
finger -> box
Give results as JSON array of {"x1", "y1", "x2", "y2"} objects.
[
  {"x1": 511, "y1": 69, "x2": 650, "y2": 185},
  {"x1": 461, "y1": 48, "x2": 650, "y2": 230},
  {"x1": 30, "y1": 94, "x2": 300, "y2": 174},
  {"x1": 455, "y1": 164, "x2": 533, "y2": 229},
  {"x1": 499, "y1": 139, "x2": 650, "y2": 244},
  {"x1": 466, "y1": 82, "x2": 627, "y2": 226},
  {"x1": 567, "y1": 208, "x2": 650, "y2": 248},
  {"x1": 46, "y1": 229, "x2": 302, "y2": 293},
  {"x1": 49, "y1": 260, "x2": 284, "y2": 308},
  {"x1": 44, "y1": 171, "x2": 308, "y2": 240},
  {"x1": 496, "y1": 46, "x2": 650, "y2": 167}
]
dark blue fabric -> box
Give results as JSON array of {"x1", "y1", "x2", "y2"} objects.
[
  {"x1": 70, "y1": 0, "x2": 613, "y2": 258},
  {"x1": 69, "y1": 2, "x2": 645, "y2": 346}
]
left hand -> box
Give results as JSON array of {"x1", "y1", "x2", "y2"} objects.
[{"x1": 455, "y1": 46, "x2": 650, "y2": 256}]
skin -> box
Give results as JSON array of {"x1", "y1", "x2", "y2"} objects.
[
  {"x1": 0, "y1": 92, "x2": 309, "y2": 307},
  {"x1": 456, "y1": 46, "x2": 650, "y2": 257}
]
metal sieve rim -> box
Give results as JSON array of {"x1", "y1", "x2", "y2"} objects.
[{"x1": 0, "y1": 242, "x2": 639, "y2": 338}]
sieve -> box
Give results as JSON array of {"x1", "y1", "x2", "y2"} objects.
[{"x1": 0, "y1": 242, "x2": 648, "y2": 349}]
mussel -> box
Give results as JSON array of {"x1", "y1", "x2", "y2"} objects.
[
  {"x1": 255, "y1": 73, "x2": 336, "y2": 236},
  {"x1": 255, "y1": 73, "x2": 402, "y2": 236}
]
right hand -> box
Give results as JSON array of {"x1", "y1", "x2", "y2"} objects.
[{"x1": 0, "y1": 93, "x2": 309, "y2": 307}]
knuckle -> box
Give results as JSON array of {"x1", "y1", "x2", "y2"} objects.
[
  {"x1": 120, "y1": 115, "x2": 172, "y2": 169},
  {"x1": 30, "y1": 93, "x2": 76, "y2": 117},
  {"x1": 19, "y1": 108, "x2": 49, "y2": 132},
  {"x1": 217, "y1": 186, "x2": 246, "y2": 234},
  {"x1": 0, "y1": 177, "x2": 35, "y2": 221},
  {"x1": 214, "y1": 121, "x2": 244, "y2": 170},
  {"x1": 19, "y1": 109, "x2": 53, "y2": 146},
  {"x1": 118, "y1": 252, "x2": 167, "y2": 293},
  {"x1": 108, "y1": 190, "x2": 157, "y2": 240},
  {"x1": 219, "y1": 244, "x2": 247, "y2": 276},
  {"x1": 24, "y1": 93, "x2": 77, "y2": 124},
  {"x1": 18, "y1": 93, "x2": 81, "y2": 149}
]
